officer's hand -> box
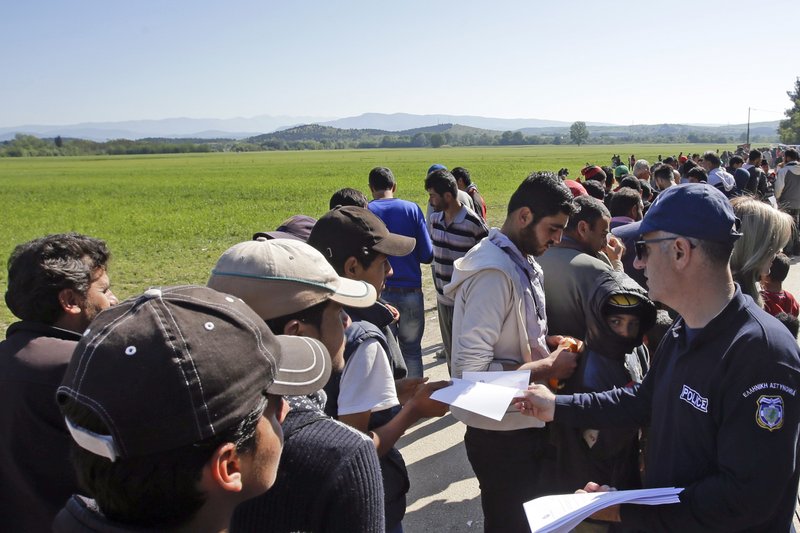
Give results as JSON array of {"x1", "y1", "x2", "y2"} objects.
[
  {"x1": 577, "y1": 482, "x2": 621, "y2": 522},
  {"x1": 512, "y1": 384, "x2": 556, "y2": 421}
]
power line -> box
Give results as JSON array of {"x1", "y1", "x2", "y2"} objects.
[{"x1": 749, "y1": 107, "x2": 785, "y2": 115}]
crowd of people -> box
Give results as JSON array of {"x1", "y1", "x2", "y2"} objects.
[{"x1": 2, "y1": 153, "x2": 800, "y2": 532}]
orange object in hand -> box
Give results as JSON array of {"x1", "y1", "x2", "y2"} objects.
[{"x1": 549, "y1": 337, "x2": 582, "y2": 391}]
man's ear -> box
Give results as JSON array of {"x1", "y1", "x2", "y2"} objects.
[
  {"x1": 673, "y1": 237, "x2": 694, "y2": 268},
  {"x1": 517, "y1": 206, "x2": 534, "y2": 226},
  {"x1": 576, "y1": 220, "x2": 590, "y2": 238},
  {"x1": 282, "y1": 319, "x2": 302, "y2": 336},
  {"x1": 284, "y1": 318, "x2": 316, "y2": 338},
  {"x1": 58, "y1": 288, "x2": 84, "y2": 316},
  {"x1": 343, "y1": 256, "x2": 360, "y2": 277},
  {"x1": 206, "y1": 442, "x2": 244, "y2": 493},
  {"x1": 391, "y1": 183, "x2": 397, "y2": 193}
]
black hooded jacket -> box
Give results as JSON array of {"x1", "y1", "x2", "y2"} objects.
[{"x1": 544, "y1": 271, "x2": 656, "y2": 494}]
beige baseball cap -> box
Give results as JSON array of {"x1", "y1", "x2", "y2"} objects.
[{"x1": 208, "y1": 238, "x2": 377, "y2": 320}]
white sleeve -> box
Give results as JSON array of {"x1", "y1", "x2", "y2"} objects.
[{"x1": 337, "y1": 338, "x2": 399, "y2": 416}]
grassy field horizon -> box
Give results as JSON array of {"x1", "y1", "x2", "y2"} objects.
[{"x1": 0, "y1": 143, "x2": 734, "y2": 329}]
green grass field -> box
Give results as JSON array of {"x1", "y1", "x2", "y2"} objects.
[{"x1": 0, "y1": 143, "x2": 733, "y2": 329}]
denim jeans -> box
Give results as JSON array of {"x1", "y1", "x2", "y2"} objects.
[
  {"x1": 381, "y1": 288, "x2": 424, "y2": 378},
  {"x1": 436, "y1": 301, "x2": 454, "y2": 376}
]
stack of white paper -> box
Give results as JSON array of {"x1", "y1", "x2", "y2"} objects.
[{"x1": 524, "y1": 487, "x2": 683, "y2": 532}]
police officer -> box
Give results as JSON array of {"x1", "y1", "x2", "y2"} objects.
[{"x1": 516, "y1": 184, "x2": 800, "y2": 531}]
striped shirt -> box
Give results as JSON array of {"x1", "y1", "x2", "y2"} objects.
[{"x1": 430, "y1": 204, "x2": 489, "y2": 305}]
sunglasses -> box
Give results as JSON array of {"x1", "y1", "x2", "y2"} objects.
[{"x1": 634, "y1": 237, "x2": 696, "y2": 261}]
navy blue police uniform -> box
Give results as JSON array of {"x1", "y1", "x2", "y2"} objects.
[{"x1": 555, "y1": 286, "x2": 800, "y2": 531}]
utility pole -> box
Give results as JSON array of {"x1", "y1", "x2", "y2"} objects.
[{"x1": 746, "y1": 107, "x2": 751, "y2": 146}]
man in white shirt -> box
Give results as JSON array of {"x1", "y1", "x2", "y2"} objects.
[{"x1": 309, "y1": 206, "x2": 451, "y2": 532}]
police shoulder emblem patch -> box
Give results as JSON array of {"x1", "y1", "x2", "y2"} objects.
[{"x1": 756, "y1": 395, "x2": 784, "y2": 431}]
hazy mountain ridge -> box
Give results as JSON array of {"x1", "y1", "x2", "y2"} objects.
[
  {"x1": 0, "y1": 115, "x2": 331, "y2": 142},
  {"x1": 0, "y1": 112, "x2": 780, "y2": 143},
  {"x1": 318, "y1": 113, "x2": 600, "y2": 131}
]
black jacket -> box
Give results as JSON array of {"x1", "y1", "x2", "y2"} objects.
[
  {"x1": 0, "y1": 321, "x2": 81, "y2": 532},
  {"x1": 546, "y1": 271, "x2": 655, "y2": 494}
]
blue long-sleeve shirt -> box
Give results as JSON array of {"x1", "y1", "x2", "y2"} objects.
[{"x1": 368, "y1": 198, "x2": 433, "y2": 288}]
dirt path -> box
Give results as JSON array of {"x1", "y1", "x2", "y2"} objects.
[{"x1": 397, "y1": 279, "x2": 483, "y2": 532}]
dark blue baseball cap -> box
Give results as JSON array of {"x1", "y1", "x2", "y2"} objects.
[{"x1": 612, "y1": 183, "x2": 742, "y2": 243}]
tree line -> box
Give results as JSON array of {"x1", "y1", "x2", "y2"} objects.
[
  {"x1": 0, "y1": 127, "x2": 779, "y2": 157},
  {"x1": 0, "y1": 134, "x2": 218, "y2": 157}
]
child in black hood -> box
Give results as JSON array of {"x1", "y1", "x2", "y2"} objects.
[{"x1": 543, "y1": 270, "x2": 656, "y2": 499}]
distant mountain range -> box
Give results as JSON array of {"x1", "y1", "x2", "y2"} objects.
[
  {"x1": 0, "y1": 112, "x2": 779, "y2": 142},
  {"x1": 318, "y1": 113, "x2": 613, "y2": 131},
  {"x1": 0, "y1": 115, "x2": 331, "y2": 142}
]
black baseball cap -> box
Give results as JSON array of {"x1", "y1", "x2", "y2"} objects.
[
  {"x1": 253, "y1": 214, "x2": 317, "y2": 242},
  {"x1": 57, "y1": 285, "x2": 330, "y2": 461},
  {"x1": 308, "y1": 206, "x2": 415, "y2": 262}
]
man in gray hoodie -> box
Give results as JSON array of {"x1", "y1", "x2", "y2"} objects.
[{"x1": 445, "y1": 172, "x2": 580, "y2": 533}]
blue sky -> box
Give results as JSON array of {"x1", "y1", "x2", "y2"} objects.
[{"x1": 1, "y1": 0, "x2": 796, "y2": 126}]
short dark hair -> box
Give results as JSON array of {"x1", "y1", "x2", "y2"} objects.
[
  {"x1": 785, "y1": 149, "x2": 799, "y2": 162},
  {"x1": 451, "y1": 167, "x2": 472, "y2": 186},
  {"x1": 608, "y1": 188, "x2": 641, "y2": 218},
  {"x1": 687, "y1": 167, "x2": 708, "y2": 182},
  {"x1": 61, "y1": 395, "x2": 262, "y2": 528},
  {"x1": 315, "y1": 239, "x2": 379, "y2": 276},
  {"x1": 582, "y1": 179, "x2": 605, "y2": 200},
  {"x1": 638, "y1": 179, "x2": 652, "y2": 199},
  {"x1": 329, "y1": 188, "x2": 368, "y2": 209},
  {"x1": 368, "y1": 167, "x2": 396, "y2": 191},
  {"x1": 566, "y1": 195, "x2": 610, "y2": 232},
  {"x1": 702, "y1": 151, "x2": 721, "y2": 168},
  {"x1": 729, "y1": 155, "x2": 744, "y2": 166},
  {"x1": 425, "y1": 169, "x2": 458, "y2": 198},
  {"x1": 694, "y1": 238, "x2": 734, "y2": 267},
  {"x1": 265, "y1": 299, "x2": 329, "y2": 334},
  {"x1": 602, "y1": 167, "x2": 615, "y2": 190},
  {"x1": 680, "y1": 159, "x2": 698, "y2": 177},
  {"x1": 768, "y1": 252, "x2": 791, "y2": 283},
  {"x1": 653, "y1": 164, "x2": 674, "y2": 185},
  {"x1": 618, "y1": 176, "x2": 642, "y2": 193},
  {"x1": 748, "y1": 150, "x2": 762, "y2": 162},
  {"x1": 506, "y1": 172, "x2": 578, "y2": 221},
  {"x1": 775, "y1": 312, "x2": 799, "y2": 338},
  {"x1": 5, "y1": 233, "x2": 111, "y2": 324}
]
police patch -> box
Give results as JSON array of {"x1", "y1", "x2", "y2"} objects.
[{"x1": 756, "y1": 395, "x2": 784, "y2": 431}]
